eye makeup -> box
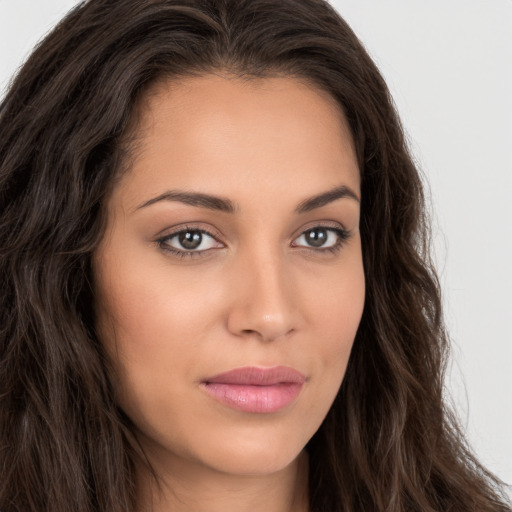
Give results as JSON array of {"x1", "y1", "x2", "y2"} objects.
[{"x1": 155, "y1": 223, "x2": 352, "y2": 260}]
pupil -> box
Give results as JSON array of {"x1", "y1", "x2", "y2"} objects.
[
  {"x1": 179, "y1": 231, "x2": 202, "y2": 249},
  {"x1": 306, "y1": 228, "x2": 327, "y2": 247}
]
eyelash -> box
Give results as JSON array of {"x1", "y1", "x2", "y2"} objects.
[{"x1": 156, "y1": 225, "x2": 351, "y2": 259}]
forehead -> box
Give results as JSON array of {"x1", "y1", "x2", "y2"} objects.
[{"x1": 115, "y1": 74, "x2": 360, "y2": 212}]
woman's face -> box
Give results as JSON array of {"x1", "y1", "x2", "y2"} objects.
[{"x1": 94, "y1": 74, "x2": 364, "y2": 476}]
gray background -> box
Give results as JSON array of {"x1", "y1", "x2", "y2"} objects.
[{"x1": 1, "y1": 0, "x2": 511, "y2": 493}]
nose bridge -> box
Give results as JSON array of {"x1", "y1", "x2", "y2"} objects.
[{"x1": 227, "y1": 240, "x2": 297, "y2": 342}]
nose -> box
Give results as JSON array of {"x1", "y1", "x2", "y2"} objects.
[{"x1": 226, "y1": 248, "x2": 299, "y2": 342}]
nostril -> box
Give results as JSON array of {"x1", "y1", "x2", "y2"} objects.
[{"x1": 239, "y1": 325, "x2": 294, "y2": 343}]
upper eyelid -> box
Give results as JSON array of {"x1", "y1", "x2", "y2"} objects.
[
  {"x1": 156, "y1": 224, "x2": 223, "y2": 242},
  {"x1": 157, "y1": 222, "x2": 346, "y2": 240},
  {"x1": 291, "y1": 220, "x2": 348, "y2": 239}
]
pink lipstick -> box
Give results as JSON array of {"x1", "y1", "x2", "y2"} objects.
[{"x1": 200, "y1": 366, "x2": 306, "y2": 413}]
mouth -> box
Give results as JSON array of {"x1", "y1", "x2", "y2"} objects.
[{"x1": 200, "y1": 366, "x2": 306, "y2": 414}]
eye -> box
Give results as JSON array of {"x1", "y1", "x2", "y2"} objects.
[
  {"x1": 158, "y1": 228, "x2": 223, "y2": 255},
  {"x1": 292, "y1": 226, "x2": 349, "y2": 250}
]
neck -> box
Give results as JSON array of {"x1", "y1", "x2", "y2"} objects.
[{"x1": 135, "y1": 450, "x2": 309, "y2": 512}]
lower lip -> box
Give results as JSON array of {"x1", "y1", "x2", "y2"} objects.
[{"x1": 200, "y1": 382, "x2": 303, "y2": 413}]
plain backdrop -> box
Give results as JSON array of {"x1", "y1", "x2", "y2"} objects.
[{"x1": 1, "y1": 0, "x2": 511, "y2": 494}]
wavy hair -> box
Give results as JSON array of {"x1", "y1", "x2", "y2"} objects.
[{"x1": 0, "y1": 0, "x2": 510, "y2": 511}]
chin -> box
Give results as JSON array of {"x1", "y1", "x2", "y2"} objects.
[
  {"x1": 142, "y1": 419, "x2": 312, "y2": 478},
  {"x1": 199, "y1": 442, "x2": 305, "y2": 477}
]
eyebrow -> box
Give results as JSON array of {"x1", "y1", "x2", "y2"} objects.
[
  {"x1": 295, "y1": 185, "x2": 360, "y2": 213},
  {"x1": 135, "y1": 184, "x2": 359, "y2": 214},
  {"x1": 136, "y1": 190, "x2": 237, "y2": 213}
]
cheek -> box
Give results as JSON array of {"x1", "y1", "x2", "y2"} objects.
[
  {"x1": 94, "y1": 263, "x2": 223, "y2": 446},
  {"x1": 95, "y1": 257, "x2": 222, "y2": 374},
  {"x1": 308, "y1": 249, "x2": 365, "y2": 353},
  {"x1": 312, "y1": 253, "x2": 365, "y2": 402}
]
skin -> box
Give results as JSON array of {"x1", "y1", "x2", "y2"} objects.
[{"x1": 94, "y1": 73, "x2": 365, "y2": 512}]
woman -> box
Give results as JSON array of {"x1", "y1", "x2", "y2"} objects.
[{"x1": 0, "y1": 0, "x2": 510, "y2": 511}]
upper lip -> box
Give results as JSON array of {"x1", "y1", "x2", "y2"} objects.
[{"x1": 203, "y1": 366, "x2": 306, "y2": 386}]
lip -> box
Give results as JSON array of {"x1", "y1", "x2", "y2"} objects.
[{"x1": 200, "y1": 366, "x2": 306, "y2": 413}]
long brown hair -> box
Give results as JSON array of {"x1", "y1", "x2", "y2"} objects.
[{"x1": 0, "y1": 1, "x2": 510, "y2": 511}]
